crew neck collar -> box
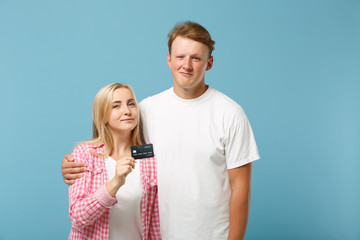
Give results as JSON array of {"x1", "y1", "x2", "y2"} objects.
[{"x1": 170, "y1": 86, "x2": 214, "y2": 104}]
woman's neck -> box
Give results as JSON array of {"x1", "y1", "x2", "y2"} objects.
[{"x1": 110, "y1": 131, "x2": 132, "y2": 160}]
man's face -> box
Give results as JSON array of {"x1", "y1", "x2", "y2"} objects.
[{"x1": 167, "y1": 36, "x2": 213, "y2": 97}]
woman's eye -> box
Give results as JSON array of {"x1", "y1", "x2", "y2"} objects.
[
  {"x1": 128, "y1": 102, "x2": 136, "y2": 107},
  {"x1": 113, "y1": 105, "x2": 120, "y2": 109}
]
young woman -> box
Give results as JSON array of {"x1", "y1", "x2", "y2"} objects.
[{"x1": 68, "y1": 83, "x2": 161, "y2": 240}]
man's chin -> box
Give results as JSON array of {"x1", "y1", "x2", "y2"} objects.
[
  {"x1": 177, "y1": 79, "x2": 200, "y2": 88},
  {"x1": 174, "y1": 77, "x2": 205, "y2": 90}
]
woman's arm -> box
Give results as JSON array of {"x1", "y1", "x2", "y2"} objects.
[
  {"x1": 68, "y1": 145, "x2": 117, "y2": 229},
  {"x1": 69, "y1": 146, "x2": 136, "y2": 229}
]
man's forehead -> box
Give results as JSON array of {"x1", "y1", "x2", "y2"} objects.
[
  {"x1": 171, "y1": 36, "x2": 209, "y2": 54},
  {"x1": 173, "y1": 36, "x2": 203, "y2": 45}
]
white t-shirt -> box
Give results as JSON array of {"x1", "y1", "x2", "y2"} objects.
[
  {"x1": 105, "y1": 156, "x2": 143, "y2": 240},
  {"x1": 140, "y1": 86, "x2": 260, "y2": 240}
]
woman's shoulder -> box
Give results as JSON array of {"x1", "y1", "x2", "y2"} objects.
[
  {"x1": 72, "y1": 143, "x2": 104, "y2": 163},
  {"x1": 72, "y1": 142, "x2": 97, "y2": 153}
]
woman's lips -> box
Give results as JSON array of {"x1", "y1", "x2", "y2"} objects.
[{"x1": 121, "y1": 118, "x2": 134, "y2": 122}]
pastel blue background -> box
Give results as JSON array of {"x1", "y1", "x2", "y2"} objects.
[{"x1": 0, "y1": 0, "x2": 359, "y2": 239}]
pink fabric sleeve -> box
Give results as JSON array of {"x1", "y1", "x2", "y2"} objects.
[
  {"x1": 94, "y1": 184, "x2": 118, "y2": 208},
  {"x1": 68, "y1": 144, "x2": 117, "y2": 229}
]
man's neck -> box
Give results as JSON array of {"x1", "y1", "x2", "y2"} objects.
[{"x1": 173, "y1": 83, "x2": 209, "y2": 100}]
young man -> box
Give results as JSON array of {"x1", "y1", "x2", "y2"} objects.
[{"x1": 63, "y1": 21, "x2": 260, "y2": 240}]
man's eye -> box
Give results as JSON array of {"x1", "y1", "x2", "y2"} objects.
[{"x1": 176, "y1": 56, "x2": 184, "y2": 59}]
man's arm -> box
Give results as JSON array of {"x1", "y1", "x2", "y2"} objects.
[
  {"x1": 62, "y1": 154, "x2": 86, "y2": 184},
  {"x1": 228, "y1": 162, "x2": 252, "y2": 240}
]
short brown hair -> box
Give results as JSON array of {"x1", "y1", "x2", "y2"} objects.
[{"x1": 168, "y1": 21, "x2": 215, "y2": 57}]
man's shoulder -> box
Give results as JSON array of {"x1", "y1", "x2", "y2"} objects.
[
  {"x1": 210, "y1": 87, "x2": 246, "y2": 117},
  {"x1": 139, "y1": 88, "x2": 172, "y2": 108},
  {"x1": 211, "y1": 87, "x2": 239, "y2": 104}
]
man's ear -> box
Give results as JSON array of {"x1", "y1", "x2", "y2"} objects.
[
  {"x1": 206, "y1": 56, "x2": 213, "y2": 71},
  {"x1": 167, "y1": 53, "x2": 171, "y2": 68}
]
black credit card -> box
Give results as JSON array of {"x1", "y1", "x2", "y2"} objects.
[{"x1": 131, "y1": 144, "x2": 154, "y2": 159}]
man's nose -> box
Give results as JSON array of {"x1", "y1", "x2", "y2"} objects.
[{"x1": 182, "y1": 57, "x2": 192, "y2": 71}]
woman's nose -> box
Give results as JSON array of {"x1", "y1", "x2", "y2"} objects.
[{"x1": 123, "y1": 105, "x2": 131, "y2": 115}]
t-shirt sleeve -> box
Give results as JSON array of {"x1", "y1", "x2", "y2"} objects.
[{"x1": 225, "y1": 117, "x2": 260, "y2": 169}]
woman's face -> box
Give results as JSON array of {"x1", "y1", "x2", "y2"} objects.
[{"x1": 107, "y1": 87, "x2": 138, "y2": 134}]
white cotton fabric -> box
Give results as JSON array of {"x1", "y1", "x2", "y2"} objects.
[
  {"x1": 105, "y1": 156, "x2": 143, "y2": 240},
  {"x1": 140, "y1": 86, "x2": 260, "y2": 240}
]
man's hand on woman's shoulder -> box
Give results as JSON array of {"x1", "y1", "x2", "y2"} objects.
[{"x1": 62, "y1": 154, "x2": 86, "y2": 185}]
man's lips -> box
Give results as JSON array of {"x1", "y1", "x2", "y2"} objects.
[{"x1": 179, "y1": 72, "x2": 193, "y2": 77}]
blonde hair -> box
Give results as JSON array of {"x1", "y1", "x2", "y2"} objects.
[{"x1": 84, "y1": 83, "x2": 142, "y2": 157}]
